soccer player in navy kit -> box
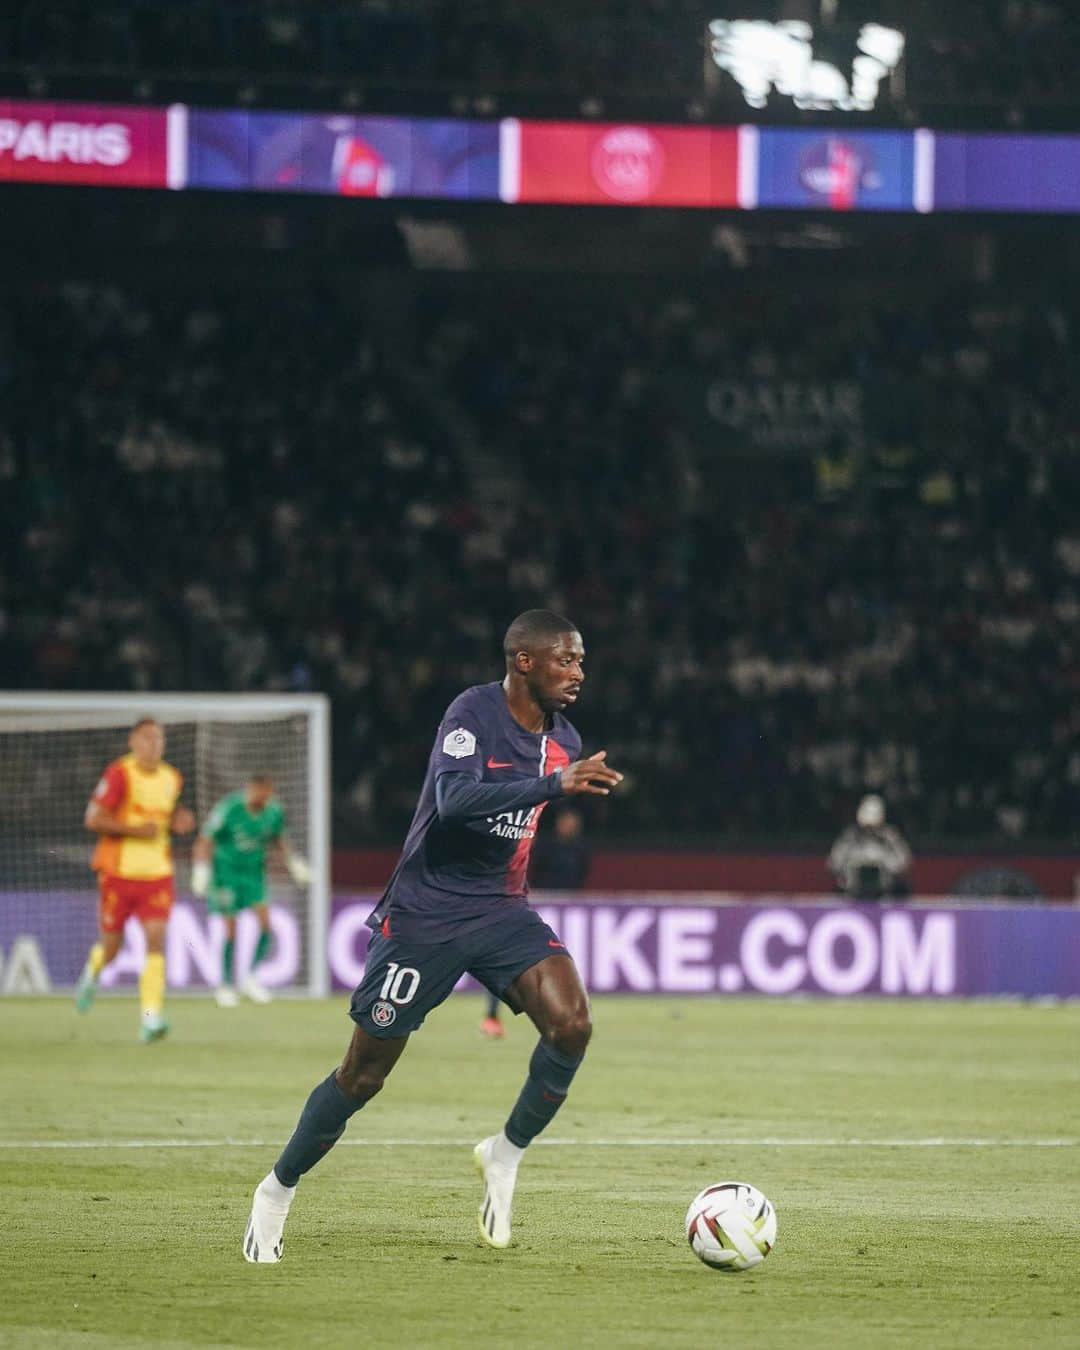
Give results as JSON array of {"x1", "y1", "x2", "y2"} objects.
[{"x1": 244, "y1": 610, "x2": 622, "y2": 1261}]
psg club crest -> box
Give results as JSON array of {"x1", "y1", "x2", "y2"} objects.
[
  {"x1": 797, "y1": 137, "x2": 881, "y2": 208},
  {"x1": 371, "y1": 1000, "x2": 397, "y2": 1028},
  {"x1": 590, "y1": 126, "x2": 666, "y2": 203}
]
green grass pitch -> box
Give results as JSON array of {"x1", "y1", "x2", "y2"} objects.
[{"x1": 2, "y1": 994, "x2": 1078, "y2": 1350}]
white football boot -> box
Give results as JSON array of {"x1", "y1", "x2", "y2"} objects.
[
  {"x1": 241, "y1": 975, "x2": 272, "y2": 1005},
  {"x1": 473, "y1": 1134, "x2": 521, "y2": 1249},
  {"x1": 243, "y1": 1171, "x2": 295, "y2": 1264},
  {"x1": 138, "y1": 1011, "x2": 169, "y2": 1044},
  {"x1": 215, "y1": 984, "x2": 239, "y2": 1008}
]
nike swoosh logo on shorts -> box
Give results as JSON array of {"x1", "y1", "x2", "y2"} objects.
[{"x1": 486, "y1": 758, "x2": 514, "y2": 769}]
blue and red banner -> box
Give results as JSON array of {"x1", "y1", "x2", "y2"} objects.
[
  {"x1": 755, "y1": 128, "x2": 915, "y2": 211},
  {"x1": 186, "y1": 109, "x2": 499, "y2": 199},
  {"x1": 5, "y1": 97, "x2": 1080, "y2": 216}
]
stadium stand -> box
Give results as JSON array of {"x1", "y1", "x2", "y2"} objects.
[{"x1": 2, "y1": 277, "x2": 1077, "y2": 845}]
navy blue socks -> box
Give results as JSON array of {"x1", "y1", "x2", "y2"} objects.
[
  {"x1": 274, "y1": 1071, "x2": 362, "y2": 1187},
  {"x1": 273, "y1": 1040, "x2": 583, "y2": 1186},
  {"x1": 503, "y1": 1039, "x2": 583, "y2": 1148}
]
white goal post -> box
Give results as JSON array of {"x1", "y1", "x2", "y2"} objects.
[{"x1": 0, "y1": 693, "x2": 331, "y2": 997}]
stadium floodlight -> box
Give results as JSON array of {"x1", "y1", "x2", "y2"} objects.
[
  {"x1": 0, "y1": 693, "x2": 330, "y2": 998},
  {"x1": 707, "y1": 19, "x2": 904, "y2": 112}
]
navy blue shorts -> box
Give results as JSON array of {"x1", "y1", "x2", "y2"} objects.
[{"x1": 350, "y1": 906, "x2": 568, "y2": 1039}]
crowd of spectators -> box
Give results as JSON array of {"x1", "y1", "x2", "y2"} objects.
[
  {"x1": 430, "y1": 282, "x2": 1079, "y2": 845},
  {"x1": 3, "y1": 0, "x2": 707, "y2": 97},
  {"x1": 908, "y1": 1, "x2": 1080, "y2": 108},
  {"x1": 2, "y1": 275, "x2": 1077, "y2": 846}
]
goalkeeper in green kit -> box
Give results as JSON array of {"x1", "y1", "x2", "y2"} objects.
[{"x1": 191, "y1": 774, "x2": 310, "y2": 1006}]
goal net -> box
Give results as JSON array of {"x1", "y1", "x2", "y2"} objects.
[{"x1": 0, "y1": 694, "x2": 330, "y2": 997}]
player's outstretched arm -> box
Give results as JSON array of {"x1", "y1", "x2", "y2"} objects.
[
  {"x1": 436, "y1": 771, "x2": 566, "y2": 824},
  {"x1": 558, "y1": 751, "x2": 623, "y2": 797}
]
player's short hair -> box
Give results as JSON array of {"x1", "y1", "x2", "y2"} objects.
[
  {"x1": 248, "y1": 772, "x2": 275, "y2": 786},
  {"x1": 503, "y1": 609, "x2": 579, "y2": 662},
  {"x1": 131, "y1": 717, "x2": 161, "y2": 734}
]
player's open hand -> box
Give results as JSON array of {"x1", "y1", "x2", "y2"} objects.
[
  {"x1": 128, "y1": 821, "x2": 159, "y2": 838},
  {"x1": 172, "y1": 806, "x2": 197, "y2": 835},
  {"x1": 559, "y1": 751, "x2": 624, "y2": 796}
]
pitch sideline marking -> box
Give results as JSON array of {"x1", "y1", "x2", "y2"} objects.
[{"x1": 0, "y1": 1136, "x2": 1075, "y2": 1150}]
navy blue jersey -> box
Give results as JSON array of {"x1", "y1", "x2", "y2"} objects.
[{"x1": 370, "y1": 682, "x2": 582, "y2": 942}]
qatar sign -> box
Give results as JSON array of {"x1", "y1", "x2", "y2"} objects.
[{"x1": 1, "y1": 894, "x2": 1076, "y2": 999}]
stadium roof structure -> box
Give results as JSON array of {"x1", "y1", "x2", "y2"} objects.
[{"x1": 3, "y1": 0, "x2": 1080, "y2": 131}]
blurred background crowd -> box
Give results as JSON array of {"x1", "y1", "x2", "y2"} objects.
[
  {"x1": 3, "y1": 0, "x2": 1079, "y2": 858},
  {"x1": 3, "y1": 268, "x2": 1076, "y2": 846}
]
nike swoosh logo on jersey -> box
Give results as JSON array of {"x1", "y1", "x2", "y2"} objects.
[{"x1": 486, "y1": 758, "x2": 514, "y2": 769}]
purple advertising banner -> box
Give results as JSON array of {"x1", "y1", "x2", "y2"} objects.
[
  {"x1": 933, "y1": 132, "x2": 1080, "y2": 213},
  {"x1": 0, "y1": 892, "x2": 304, "y2": 993},
  {"x1": 1, "y1": 892, "x2": 1078, "y2": 999},
  {"x1": 185, "y1": 108, "x2": 500, "y2": 199}
]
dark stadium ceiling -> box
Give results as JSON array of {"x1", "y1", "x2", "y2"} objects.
[{"x1": 1, "y1": 0, "x2": 1080, "y2": 131}]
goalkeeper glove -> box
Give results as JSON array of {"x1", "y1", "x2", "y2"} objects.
[
  {"x1": 191, "y1": 859, "x2": 211, "y2": 898},
  {"x1": 286, "y1": 854, "x2": 312, "y2": 887}
]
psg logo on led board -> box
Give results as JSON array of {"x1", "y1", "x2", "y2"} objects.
[{"x1": 589, "y1": 126, "x2": 666, "y2": 203}]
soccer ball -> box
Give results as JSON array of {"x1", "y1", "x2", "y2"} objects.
[{"x1": 685, "y1": 1181, "x2": 777, "y2": 1271}]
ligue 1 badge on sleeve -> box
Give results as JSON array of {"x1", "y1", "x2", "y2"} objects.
[{"x1": 442, "y1": 727, "x2": 477, "y2": 759}]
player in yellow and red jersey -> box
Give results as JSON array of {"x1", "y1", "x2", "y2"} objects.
[{"x1": 74, "y1": 718, "x2": 195, "y2": 1042}]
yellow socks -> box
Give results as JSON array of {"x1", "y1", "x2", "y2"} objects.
[
  {"x1": 140, "y1": 952, "x2": 166, "y2": 1018},
  {"x1": 88, "y1": 943, "x2": 106, "y2": 978}
]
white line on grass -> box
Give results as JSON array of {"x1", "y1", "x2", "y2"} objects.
[{"x1": 0, "y1": 1136, "x2": 1075, "y2": 1150}]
